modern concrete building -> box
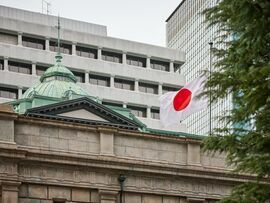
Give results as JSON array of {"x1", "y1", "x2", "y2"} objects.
[
  {"x1": 166, "y1": 0, "x2": 231, "y2": 135},
  {"x1": 0, "y1": 5, "x2": 186, "y2": 132}
]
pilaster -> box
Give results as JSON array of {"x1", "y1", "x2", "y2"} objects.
[
  {"x1": 1, "y1": 181, "x2": 21, "y2": 203},
  {"x1": 18, "y1": 87, "x2": 23, "y2": 99},
  {"x1": 122, "y1": 51, "x2": 127, "y2": 64},
  {"x1": 158, "y1": 83, "x2": 163, "y2": 95},
  {"x1": 146, "y1": 55, "x2": 151, "y2": 69},
  {"x1": 72, "y1": 42, "x2": 77, "y2": 55},
  {"x1": 85, "y1": 71, "x2": 89, "y2": 83},
  {"x1": 98, "y1": 46, "x2": 102, "y2": 60},
  {"x1": 134, "y1": 79, "x2": 139, "y2": 92},
  {"x1": 99, "y1": 189, "x2": 118, "y2": 203},
  {"x1": 3, "y1": 57, "x2": 8, "y2": 71},
  {"x1": 17, "y1": 32, "x2": 22, "y2": 46},
  {"x1": 31, "y1": 61, "x2": 36, "y2": 76},
  {"x1": 146, "y1": 106, "x2": 151, "y2": 119},
  {"x1": 99, "y1": 128, "x2": 115, "y2": 156},
  {"x1": 169, "y1": 60, "x2": 174, "y2": 72},
  {"x1": 45, "y1": 37, "x2": 50, "y2": 51},
  {"x1": 110, "y1": 75, "x2": 115, "y2": 88}
]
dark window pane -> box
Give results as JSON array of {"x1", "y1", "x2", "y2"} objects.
[
  {"x1": 151, "y1": 108, "x2": 160, "y2": 119},
  {"x1": 8, "y1": 61, "x2": 31, "y2": 75},
  {"x1": 89, "y1": 75, "x2": 110, "y2": 87},
  {"x1": 36, "y1": 65, "x2": 48, "y2": 76},
  {"x1": 114, "y1": 79, "x2": 134, "y2": 90},
  {"x1": 127, "y1": 105, "x2": 146, "y2": 117},
  {"x1": 0, "y1": 60, "x2": 4, "y2": 70},
  {"x1": 102, "y1": 51, "x2": 122, "y2": 63},
  {"x1": 162, "y1": 86, "x2": 179, "y2": 94},
  {"x1": 49, "y1": 41, "x2": 71, "y2": 55},
  {"x1": 76, "y1": 46, "x2": 97, "y2": 59},
  {"x1": 102, "y1": 101, "x2": 123, "y2": 107},
  {"x1": 22, "y1": 36, "x2": 45, "y2": 50},
  {"x1": 0, "y1": 87, "x2": 18, "y2": 99},
  {"x1": 150, "y1": 59, "x2": 169, "y2": 72},
  {"x1": 174, "y1": 63, "x2": 182, "y2": 72},
  {"x1": 126, "y1": 55, "x2": 146, "y2": 67},
  {"x1": 139, "y1": 82, "x2": 158, "y2": 94},
  {"x1": 73, "y1": 71, "x2": 85, "y2": 83}
]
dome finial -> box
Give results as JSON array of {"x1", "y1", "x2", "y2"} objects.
[{"x1": 55, "y1": 14, "x2": 62, "y2": 63}]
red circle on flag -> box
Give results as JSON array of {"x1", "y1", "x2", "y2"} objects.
[{"x1": 173, "y1": 88, "x2": 192, "y2": 111}]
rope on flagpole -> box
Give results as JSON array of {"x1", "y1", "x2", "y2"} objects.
[{"x1": 209, "y1": 42, "x2": 213, "y2": 135}]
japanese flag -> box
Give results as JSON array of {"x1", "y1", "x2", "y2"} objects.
[{"x1": 159, "y1": 75, "x2": 208, "y2": 126}]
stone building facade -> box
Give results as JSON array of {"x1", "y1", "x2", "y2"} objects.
[{"x1": 0, "y1": 103, "x2": 250, "y2": 203}]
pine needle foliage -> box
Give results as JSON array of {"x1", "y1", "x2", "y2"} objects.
[{"x1": 203, "y1": 0, "x2": 270, "y2": 202}]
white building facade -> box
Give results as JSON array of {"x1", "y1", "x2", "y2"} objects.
[
  {"x1": 166, "y1": 0, "x2": 231, "y2": 135},
  {"x1": 0, "y1": 5, "x2": 187, "y2": 132}
]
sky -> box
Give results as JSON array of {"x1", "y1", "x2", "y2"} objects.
[{"x1": 0, "y1": 0, "x2": 181, "y2": 46}]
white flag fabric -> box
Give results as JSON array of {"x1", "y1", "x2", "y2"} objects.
[{"x1": 159, "y1": 75, "x2": 208, "y2": 126}]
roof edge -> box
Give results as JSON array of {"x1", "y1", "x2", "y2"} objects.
[{"x1": 166, "y1": 0, "x2": 187, "y2": 22}]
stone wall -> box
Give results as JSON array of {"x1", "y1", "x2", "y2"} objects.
[{"x1": 0, "y1": 113, "x2": 247, "y2": 203}]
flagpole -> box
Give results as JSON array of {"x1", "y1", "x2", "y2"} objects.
[{"x1": 209, "y1": 42, "x2": 213, "y2": 135}]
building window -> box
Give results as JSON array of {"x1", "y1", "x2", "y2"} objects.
[
  {"x1": 0, "y1": 60, "x2": 3, "y2": 70},
  {"x1": 114, "y1": 78, "x2": 134, "y2": 91},
  {"x1": 22, "y1": 36, "x2": 45, "y2": 50},
  {"x1": 8, "y1": 61, "x2": 31, "y2": 75},
  {"x1": 126, "y1": 55, "x2": 146, "y2": 67},
  {"x1": 150, "y1": 59, "x2": 169, "y2": 72},
  {"x1": 50, "y1": 41, "x2": 71, "y2": 55},
  {"x1": 127, "y1": 105, "x2": 146, "y2": 117},
  {"x1": 139, "y1": 82, "x2": 158, "y2": 94},
  {"x1": 102, "y1": 50, "x2": 122, "y2": 63},
  {"x1": 36, "y1": 65, "x2": 48, "y2": 76},
  {"x1": 73, "y1": 71, "x2": 85, "y2": 83},
  {"x1": 0, "y1": 32, "x2": 17, "y2": 45},
  {"x1": 102, "y1": 101, "x2": 123, "y2": 107},
  {"x1": 174, "y1": 63, "x2": 182, "y2": 72},
  {"x1": 151, "y1": 108, "x2": 160, "y2": 119},
  {"x1": 162, "y1": 86, "x2": 179, "y2": 94},
  {"x1": 89, "y1": 74, "x2": 110, "y2": 87},
  {"x1": 0, "y1": 87, "x2": 18, "y2": 99},
  {"x1": 76, "y1": 46, "x2": 97, "y2": 59}
]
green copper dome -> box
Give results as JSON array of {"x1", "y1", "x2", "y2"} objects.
[{"x1": 22, "y1": 53, "x2": 88, "y2": 99}]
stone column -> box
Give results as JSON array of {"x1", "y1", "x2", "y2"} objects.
[
  {"x1": 99, "y1": 190, "x2": 118, "y2": 203},
  {"x1": 187, "y1": 142, "x2": 201, "y2": 166},
  {"x1": 85, "y1": 71, "x2": 89, "y2": 83},
  {"x1": 72, "y1": 42, "x2": 77, "y2": 55},
  {"x1": 99, "y1": 128, "x2": 115, "y2": 156},
  {"x1": 17, "y1": 32, "x2": 22, "y2": 46},
  {"x1": 158, "y1": 83, "x2": 163, "y2": 95},
  {"x1": 18, "y1": 87, "x2": 23, "y2": 99},
  {"x1": 45, "y1": 37, "x2": 50, "y2": 51},
  {"x1": 122, "y1": 51, "x2": 127, "y2": 64},
  {"x1": 4, "y1": 56, "x2": 8, "y2": 71},
  {"x1": 169, "y1": 60, "x2": 174, "y2": 72},
  {"x1": 147, "y1": 106, "x2": 151, "y2": 119},
  {"x1": 98, "y1": 47, "x2": 102, "y2": 60},
  {"x1": 134, "y1": 79, "x2": 139, "y2": 92},
  {"x1": 1, "y1": 181, "x2": 21, "y2": 203},
  {"x1": 146, "y1": 55, "x2": 151, "y2": 69},
  {"x1": 31, "y1": 61, "x2": 36, "y2": 76},
  {"x1": 110, "y1": 75, "x2": 115, "y2": 88},
  {"x1": 0, "y1": 106, "x2": 17, "y2": 143}
]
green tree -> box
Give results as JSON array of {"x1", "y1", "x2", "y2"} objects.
[{"x1": 203, "y1": 0, "x2": 270, "y2": 202}]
